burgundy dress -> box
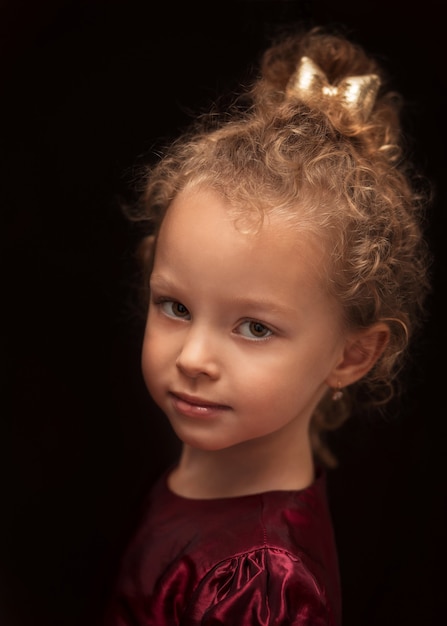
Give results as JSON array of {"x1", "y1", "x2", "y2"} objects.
[{"x1": 103, "y1": 467, "x2": 341, "y2": 626}]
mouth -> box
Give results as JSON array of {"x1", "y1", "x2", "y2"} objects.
[{"x1": 169, "y1": 391, "x2": 231, "y2": 418}]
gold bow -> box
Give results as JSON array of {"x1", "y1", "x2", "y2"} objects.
[{"x1": 286, "y1": 56, "x2": 381, "y2": 122}]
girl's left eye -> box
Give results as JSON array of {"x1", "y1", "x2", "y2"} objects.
[{"x1": 237, "y1": 320, "x2": 273, "y2": 340}]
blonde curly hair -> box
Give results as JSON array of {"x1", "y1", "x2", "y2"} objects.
[{"x1": 127, "y1": 26, "x2": 432, "y2": 466}]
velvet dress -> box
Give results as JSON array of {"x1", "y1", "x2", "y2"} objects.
[{"x1": 103, "y1": 467, "x2": 341, "y2": 626}]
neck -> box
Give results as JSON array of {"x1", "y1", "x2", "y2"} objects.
[{"x1": 168, "y1": 425, "x2": 315, "y2": 499}]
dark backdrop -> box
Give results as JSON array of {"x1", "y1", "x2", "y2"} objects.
[{"x1": 2, "y1": 2, "x2": 445, "y2": 625}]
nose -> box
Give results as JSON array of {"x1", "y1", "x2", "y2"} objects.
[{"x1": 176, "y1": 325, "x2": 220, "y2": 380}]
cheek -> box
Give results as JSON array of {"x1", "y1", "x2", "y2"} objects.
[
  {"x1": 236, "y1": 355, "x2": 298, "y2": 402},
  {"x1": 238, "y1": 350, "x2": 326, "y2": 406}
]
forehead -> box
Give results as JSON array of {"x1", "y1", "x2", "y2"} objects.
[
  {"x1": 154, "y1": 186, "x2": 328, "y2": 296},
  {"x1": 159, "y1": 185, "x2": 321, "y2": 253}
]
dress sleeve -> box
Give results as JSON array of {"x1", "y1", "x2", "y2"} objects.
[
  {"x1": 103, "y1": 547, "x2": 337, "y2": 626},
  {"x1": 181, "y1": 547, "x2": 336, "y2": 626}
]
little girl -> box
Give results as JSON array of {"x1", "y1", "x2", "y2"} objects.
[{"x1": 103, "y1": 25, "x2": 431, "y2": 626}]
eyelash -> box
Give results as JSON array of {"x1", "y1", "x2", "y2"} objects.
[
  {"x1": 153, "y1": 297, "x2": 274, "y2": 341},
  {"x1": 155, "y1": 298, "x2": 191, "y2": 319},
  {"x1": 237, "y1": 320, "x2": 273, "y2": 341}
]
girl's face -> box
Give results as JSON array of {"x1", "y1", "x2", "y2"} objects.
[{"x1": 142, "y1": 186, "x2": 348, "y2": 453}]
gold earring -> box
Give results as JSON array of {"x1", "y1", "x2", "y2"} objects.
[{"x1": 332, "y1": 382, "x2": 343, "y2": 401}]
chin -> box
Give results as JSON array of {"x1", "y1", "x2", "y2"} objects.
[{"x1": 170, "y1": 427, "x2": 233, "y2": 452}]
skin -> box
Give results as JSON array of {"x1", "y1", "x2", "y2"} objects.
[{"x1": 141, "y1": 186, "x2": 388, "y2": 499}]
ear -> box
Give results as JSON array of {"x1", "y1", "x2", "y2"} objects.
[{"x1": 326, "y1": 322, "x2": 390, "y2": 389}]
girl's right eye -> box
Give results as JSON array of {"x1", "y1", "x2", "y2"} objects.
[{"x1": 160, "y1": 300, "x2": 191, "y2": 320}]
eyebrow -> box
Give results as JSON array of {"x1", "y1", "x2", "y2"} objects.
[
  {"x1": 149, "y1": 275, "x2": 178, "y2": 291},
  {"x1": 230, "y1": 296, "x2": 296, "y2": 316},
  {"x1": 150, "y1": 274, "x2": 296, "y2": 316}
]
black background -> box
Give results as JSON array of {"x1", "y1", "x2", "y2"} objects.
[{"x1": 2, "y1": 1, "x2": 446, "y2": 625}]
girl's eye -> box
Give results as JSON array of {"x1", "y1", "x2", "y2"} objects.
[
  {"x1": 238, "y1": 320, "x2": 273, "y2": 340},
  {"x1": 160, "y1": 300, "x2": 191, "y2": 319}
]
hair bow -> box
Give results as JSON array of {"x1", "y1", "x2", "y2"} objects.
[{"x1": 286, "y1": 56, "x2": 381, "y2": 122}]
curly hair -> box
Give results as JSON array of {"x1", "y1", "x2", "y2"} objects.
[{"x1": 127, "y1": 26, "x2": 432, "y2": 466}]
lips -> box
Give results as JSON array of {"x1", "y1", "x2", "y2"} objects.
[{"x1": 169, "y1": 391, "x2": 230, "y2": 418}]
